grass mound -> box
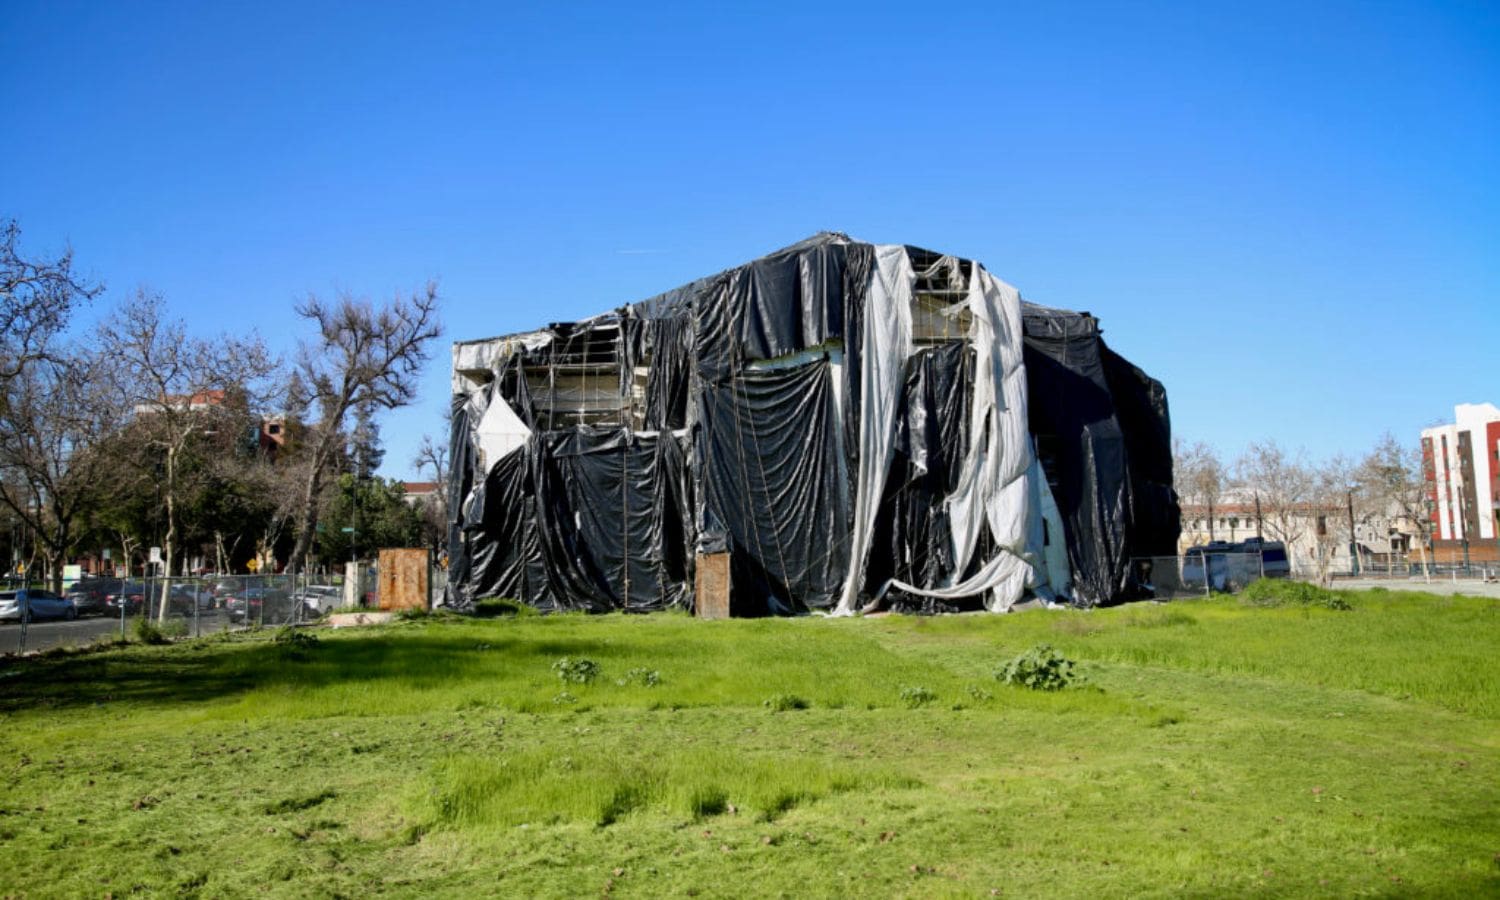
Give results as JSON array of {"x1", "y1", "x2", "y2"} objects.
[
  {"x1": 1239, "y1": 577, "x2": 1352, "y2": 609},
  {"x1": 418, "y1": 749, "x2": 914, "y2": 828}
]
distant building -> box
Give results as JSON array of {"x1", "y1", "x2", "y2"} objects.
[
  {"x1": 400, "y1": 481, "x2": 440, "y2": 506},
  {"x1": 1422, "y1": 402, "x2": 1500, "y2": 563},
  {"x1": 1178, "y1": 489, "x2": 1412, "y2": 572}
]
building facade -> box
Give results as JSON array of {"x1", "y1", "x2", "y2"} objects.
[{"x1": 1422, "y1": 402, "x2": 1500, "y2": 563}]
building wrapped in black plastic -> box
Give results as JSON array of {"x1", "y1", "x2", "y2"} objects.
[{"x1": 447, "y1": 233, "x2": 1178, "y2": 615}]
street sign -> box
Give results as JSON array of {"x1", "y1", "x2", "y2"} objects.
[
  {"x1": 341, "y1": 527, "x2": 355, "y2": 533},
  {"x1": 149, "y1": 547, "x2": 162, "y2": 564},
  {"x1": 102, "y1": 548, "x2": 112, "y2": 560}
]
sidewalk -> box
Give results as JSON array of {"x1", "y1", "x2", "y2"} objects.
[{"x1": 1335, "y1": 576, "x2": 1500, "y2": 599}]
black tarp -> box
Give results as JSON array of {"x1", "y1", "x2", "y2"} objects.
[
  {"x1": 868, "y1": 341, "x2": 978, "y2": 613},
  {"x1": 462, "y1": 428, "x2": 693, "y2": 612},
  {"x1": 697, "y1": 357, "x2": 850, "y2": 615},
  {"x1": 1101, "y1": 345, "x2": 1182, "y2": 565},
  {"x1": 1021, "y1": 305, "x2": 1132, "y2": 606},
  {"x1": 444, "y1": 393, "x2": 476, "y2": 607},
  {"x1": 451, "y1": 234, "x2": 1179, "y2": 613}
]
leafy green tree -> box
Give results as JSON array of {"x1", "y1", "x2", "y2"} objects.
[{"x1": 315, "y1": 475, "x2": 425, "y2": 564}]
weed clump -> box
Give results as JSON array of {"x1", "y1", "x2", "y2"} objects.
[
  {"x1": 899, "y1": 685, "x2": 937, "y2": 708},
  {"x1": 996, "y1": 644, "x2": 1077, "y2": 691},
  {"x1": 615, "y1": 667, "x2": 661, "y2": 687},
  {"x1": 473, "y1": 598, "x2": 536, "y2": 618},
  {"x1": 132, "y1": 617, "x2": 182, "y2": 645},
  {"x1": 1240, "y1": 579, "x2": 1352, "y2": 610},
  {"x1": 763, "y1": 693, "x2": 809, "y2": 712},
  {"x1": 551, "y1": 657, "x2": 600, "y2": 684},
  {"x1": 273, "y1": 627, "x2": 320, "y2": 649}
]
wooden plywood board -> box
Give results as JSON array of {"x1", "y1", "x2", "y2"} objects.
[
  {"x1": 695, "y1": 552, "x2": 730, "y2": 620},
  {"x1": 377, "y1": 548, "x2": 430, "y2": 611}
]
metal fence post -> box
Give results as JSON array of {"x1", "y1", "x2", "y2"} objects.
[{"x1": 18, "y1": 594, "x2": 28, "y2": 655}]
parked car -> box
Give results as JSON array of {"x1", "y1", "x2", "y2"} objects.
[
  {"x1": 289, "y1": 585, "x2": 342, "y2": 616},
  {"x1": 0, "y1": 589, "x2": 78, "y2": 622},
  {"x1": 168, "y1": 584, "x2": 216, "y2": 613},
  {"x1": 1238, "y1": 537, "x2": 1291, "y2": 578},
  {"x1": 225, "y1": 587, "x2": 304, "y2": 624},
  {"x1": 66, "y1": 578, "x2": 121, "y2": 616},
  {"x1": 212, "y1": 576, "x2": 266, "y2": 602},
  {"x1": 103, "y1": 583, "x2": 147, "y2": 615}
]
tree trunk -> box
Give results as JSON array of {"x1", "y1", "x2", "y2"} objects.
[
  {"x1": 286, "y1": 470, "x2": 324, "y2": 576},
  {"x1": 287, "y1": 433, "x2": 338, "y2": 575},
  {"x1": 48, "y1": 548, "x2": 65, "y2": 595},
  {"x1": 158, "y1": 445, "x2": 177, "y2": 622}
]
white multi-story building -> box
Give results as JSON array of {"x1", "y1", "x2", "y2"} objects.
[{"x1": 1422, "y1": 403, "x2": 1500, "y2": 544}]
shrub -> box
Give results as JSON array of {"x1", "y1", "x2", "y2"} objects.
[
  {"x1": 1240, "y1": 579, "x2": 1352, "y2": 610},
  {"x1": 996, "y1": 644, "x2": 1077, "y2": 691},
  {"x1": 133, "y1": 618, "x2": 172, "y2": 645},
  {"x1": 551, "y1": 657, "x2": 600, "y2": 684},
  {"x1": 763, "y1": 693, "x2": 809, "y2": 712}
]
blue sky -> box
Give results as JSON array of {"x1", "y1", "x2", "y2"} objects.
[{"x1": 3, "y1": 1, "x2": 1496, "y2": 477}]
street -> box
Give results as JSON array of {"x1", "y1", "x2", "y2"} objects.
[{"x1": 0, "y1": 612, "x2": 237, "y2": 655}]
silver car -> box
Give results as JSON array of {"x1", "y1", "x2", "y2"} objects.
[{"x1": 0, "y1": 589, "x2": 78, "y2": 622}]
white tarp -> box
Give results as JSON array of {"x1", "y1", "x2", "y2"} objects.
[
  {"x1": 835, "y1": 249, "x2": 1039, "y2": 615},
  {"x1": 475, "y1": 393, "x2": 532, "y2": 474},
  {"x1": 834, "y1": 245, "x2": 914, "y2": 615},
  {"x1": 886, "y1": 264, "x2": 1037, "y2": 612}
]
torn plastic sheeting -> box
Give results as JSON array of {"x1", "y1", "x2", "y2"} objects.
[
  {"x1": 698, "y1": 357, "x2": 849, "y2": 614},
  {"x1": 883, "y1": 264, "x2": 1036, "y2": 613},
  {"x1": 1021, "y1": 305, "x2": 1130, "y2": 606},
  {"x1": 833, "y1": 244, "x2": 914, "y2": 615},
  {"x1": 442, "y1": 393, "x2": 477, "y2": 609},
  {"x1": 463, "y1": 445, "x2": 552, "y2": 608},
  {"x1": 474, "y1": 390, "x2": 532, "y2": 474},
  {"x1": 449, "y1": 233, "x2": 1178, "y2": 614},
  {"x1": 1101, "y1": 345, "x2": 1181, "y2": 564},
  {"x1": 866, "y1": 341, "x2": 973, "y2": 612}
]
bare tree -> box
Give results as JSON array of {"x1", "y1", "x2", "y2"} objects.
[
  {"x1": 0, "y1": 220, "x2": 102, "y2": 387},
  {"x1": 1236, "y1": 439, "x2": 1315, "y2": 568},
  {"x1": 1173, "y1": 439, "x2": 1227, "y2": 541},
  {"x1": 1307, "y1": 454, "x2": 1359, "y2": 586},
  {"x1": 102, "y1": 291, "x2": 275, "y2": 619},
  {"x1": 284, "y1": 284, "x2": 441, "y2": 574},
  {"x1": 1357, "y1": 431, "x2": 1434, "y2": 580},
  {"x1": 412, "y1": 431, "x2": 450, "y2": 554},
  {"x1": 0, "y1": 353, "x2": 126, "y2": 591}
]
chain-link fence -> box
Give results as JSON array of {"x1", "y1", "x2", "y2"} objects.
[
  {"x1": 1, "y1": 573, "x2": 350, "y2": 655},
  {"x1": 1130, "y1": 552, "x2": 1265, "y2": 600}
]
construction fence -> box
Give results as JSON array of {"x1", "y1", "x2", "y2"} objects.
[{"x1": 1130, "y1": 552, "x2": 1265, "y2": 601}]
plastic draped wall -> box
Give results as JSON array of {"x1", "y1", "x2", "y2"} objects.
[{"x1": 447, "y1": 234, "x2": 1180, "y2": 615}]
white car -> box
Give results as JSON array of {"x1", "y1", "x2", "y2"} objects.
[
  {"x1": 290, "y1": 585, "x2": 342, "y2": 615},
  {"x1": 0, "y1": 589, "x2": 78, "y2": 622}
]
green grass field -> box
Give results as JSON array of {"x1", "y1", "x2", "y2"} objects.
[{"x1": 1, "y1": 586, "x2": 1496, "y2": 897}]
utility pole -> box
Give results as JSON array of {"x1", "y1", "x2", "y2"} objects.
[{"x1": 1347, "y1": 489, "x2": 1359, "y2": 576}]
